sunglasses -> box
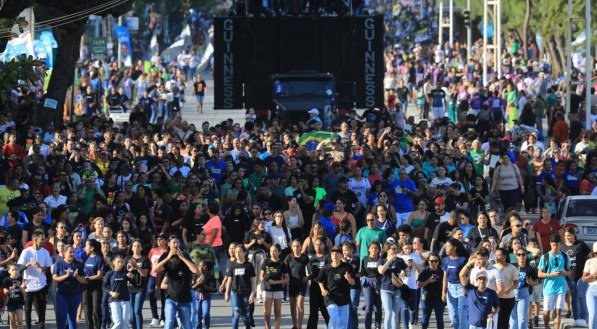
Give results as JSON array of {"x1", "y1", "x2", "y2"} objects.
[
  {"x1": 366, "y1": 218, "x2": 376, "y2": 222},
  {"x1": 516, "y1": 253, "x2": 526, "y2": 257},
  {"x1": 264, "y1": 212, "x2": 272, "y2": 215},
  {"x1": 513, "y1": 224, "x2": 522, "y2": 227},
  {"x1": 428, "y1": 259, "x2": 439, "y2": 263}
]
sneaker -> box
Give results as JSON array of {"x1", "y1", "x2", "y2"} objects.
[
  {"x1": 150, "y1": 318, "x2": 160, "y2": 327},
  {"x1": 159, "y1": 320, "x2": 165, "y2": 327},
  {"x1": 578, "y1": 319, "x2": 588, "y2": 327}
]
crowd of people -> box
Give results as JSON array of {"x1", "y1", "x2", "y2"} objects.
[{"x1": 1, "y1": 2, "x2": 597, "y2": 329}]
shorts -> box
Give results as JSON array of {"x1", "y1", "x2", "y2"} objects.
[
  {"x1": 532, "y1": 284, "x2": 542, "y2": 303},
  {"x1": 7, "y1": 302, "x2": 24, "y2": 312},
  {"x1": 263, "y1": 290, "x2": 284, "y2": 300},
  {"x1": 543, "y1": 293, "x2": 566, "y2": 311},
  {"x1": 195, "y1": 95, "x2": 204, "y2": 103},
  {"x1": 288, "y1": 283, "x2": 307, "y2": 297}
]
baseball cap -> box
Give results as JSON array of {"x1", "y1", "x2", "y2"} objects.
[
  {"x1": 157, "y1": 233, "x2": 168, "y2": 240},
  {"x1": 19, "y1": 183, "x2": 29, "y2": 190},
  {"x1": 434, "y1": 197, "x2": 445, "y2": 205},
  {"x1": 475, "y1": 270, "x2": 488, "y2": 280},
  {"x1": 308, "y1": 108, "x2": 319, "y2": 115}
]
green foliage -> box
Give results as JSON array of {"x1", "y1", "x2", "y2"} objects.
[
  {"x1": 0, "y1": 54, "x2": 46, "y2": 103},
  {"x1": 0, "y1": 17, "x2": 29, "y2": 40}
]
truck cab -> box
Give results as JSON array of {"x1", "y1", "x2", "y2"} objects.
[{"x1": 271, "y1": 72, "x2": 336, "y2": 127}]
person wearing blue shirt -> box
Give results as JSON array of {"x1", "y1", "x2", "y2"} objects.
[
  {"x1": 538, "y1": 235, "x2": 570, "y2": 329},
  {"x1": 206, "y1": 148, "x2": 226, "y2": 186},
  {"x1": 83, "y1": 239, "x2": 105, "y2": 329},
  {"x1": 104, "y1": 255, "x2": 132, "y2": 329},
  {"x1": 391, "y1": 168, "x2": 417, "y2": 226},
  {"x1": 52, "y1": 245, "x2": 86, "y2": 329},
  {"x1": 441, "y1": 239, "x2": 468, "y2": 329},
  {"x1": 459, "y1": 269, "x2": 500, "y2": 329}
]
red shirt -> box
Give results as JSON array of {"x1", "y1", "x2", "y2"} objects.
[
  {"x1": 24, "y1": 241, "x2": 55, "y2": 256},
  {"x1": 532, "y1": 219, "x2": 562, "y2": 253}
]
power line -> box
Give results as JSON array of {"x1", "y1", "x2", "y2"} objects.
[{"x1": 0, "y1": 0, "x2": 130, "y2": 36}]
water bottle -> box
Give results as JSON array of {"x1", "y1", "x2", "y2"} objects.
[{"x1": 213, "y1": 263, "x2": 220, "y2": 280}]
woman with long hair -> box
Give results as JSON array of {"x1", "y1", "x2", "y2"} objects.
[
  {"x1": 52, "y1": 245, "x2": 86, "y2": 329},
  {"x1": 224, "y1": 245, "x2": 257, "y2": 329},
  {"x1": 88, "y1": 217, "x2": 105, "y2": 241},
  {"x1": 561, "y1": 227, "x2": 592, "y2": 326},
  {"x1": 408, "y1": 198, "x2": 429, "y2": 239},
  {"x1": 441, "y1": 238, "x2": 468, "y2": 329},
  {"x1": 399, "y1": 240, "x2": 424, "y2": 328},
  {"x1": 332, "y1": 199, "x2": 357, "y2": 239},
  {"x1": 267, "y1": 212, "x2": 291, "y2": 261},
  {"x1": 510, "y1": 245, "x2": 538, "y2": 329},
  {"x1": 136, "y1": 212, "x2": 155, "y2": 254},
  {"x1": 374, "y1": 204, "x2": 397, "y2": 239},
  {"x1": 244, "y1": 218, "x2": 272, "y2": 304},
  {"x1": 112, "y1": 231, "x2": 129, "y2": 258},
  {"x1": 301, "y1": 222, "x2": 333, "y2": 256},
  {"x1": 581, "y1": 243, "x2": 597, "y2": 329},
  {"x1": 306, "y1": 237, "x2": 330, "y2": 328},
  {"x1": 361, "y1": 241, "x2": 383, "y2": 329},
  {"x1": 491, "y1": 153, "x2": 525, "y2": 212},
  {"x1": 126, "y1": 239, "x2": 149, "y2": 329},
  {"x1": 284, "y1": 197, "x2": 305, "y2": 240},
  {"x1": 83, "y1": 239, "x2": 104, "y2": 329},
  {"x1": 378, "y1": 240, "x2": 408, "y2": 329},
  {"x1": 260, "y1": 243, "x2": 290, "y2": 329},
  {"x1": 285, "y1": 239, "x2": 309, "y2": 329},
  {"x1": 192, "y1": 259, "x2": 217, "y2": 329},
  {"x1": 417, "y1": 252, "x2": 445, "y2": 329},
  {"x1": 466, "y1": 211, "x2": 499, "y2": 249},
  {"x1": 147, "y1": 234, "x2": 168, "y2": 327}
]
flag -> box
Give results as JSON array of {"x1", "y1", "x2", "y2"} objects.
[
  {"x1": 298, "y1": 131, "x2": 338, "y2": 150},
  {"x1": 400, "y1": 132, "x2": 413, "y2": 148}
]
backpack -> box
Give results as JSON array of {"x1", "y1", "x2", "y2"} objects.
[{"x1": 542, "y1": 251, "x2": 569, "y2": 271}]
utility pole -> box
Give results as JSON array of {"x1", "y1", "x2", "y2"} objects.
[
  {"x1": 585, "y1": 0, "x2": 592, "y2": 130},
  {"x1": 448, "y1": 0, "x2": 453, "y2": 46},
  {"x1": 566, "y1": 0, "x2": 572, "y2": 115},
  {"x1": 464, "y1": 0, "x2": 472, "y2": 58},
  {"x1": 117, "y1": 15, "x2": 123, "y2": 69},
  {"x1": 482, "y1": 0, "x2": 501, "y2": 86}
]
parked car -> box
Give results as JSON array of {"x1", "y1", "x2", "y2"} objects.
[{"x1": 556, "y1": 196, "x2": 597, "y2": 246}]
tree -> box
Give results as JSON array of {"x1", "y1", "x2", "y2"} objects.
[
  {"x1": 453, "y1": 0, "x2": 596, "y2": 78},
  {"x1": 0, "y1": 0, "x2": 135, "y2": 126}
]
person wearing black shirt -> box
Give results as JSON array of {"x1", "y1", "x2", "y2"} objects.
[
  {"x1": 285, "y1": 239, "x2": 310, "y2": 329},
  {"x1": 342, "y1": 242, "x2": 361, "y2": 329},
  {"x1": 126, "y1": 240, "x2": 150, "y2": 329},
  {"x1": 561, "y1": 227, "x2": 592, "y2": 324},
  {"x1": 328, "y1": 177, "x2": 360, "y2": 216},
  {"x1": 106, "y1": 87, "x2": 123, "y2": 112},
  {"x1": 417, "y1": 252, "x2": 446, "y2": 329},
  {"x1": 511, "y1": 247, "x2": 538, "y2": 329},
  {"x1": 153, "y1": 236, "x2": 199, "y2": 329},
  {"x1": 430, "y1": 210, "x2": 459, "y2": 253},
  {"x1": 103, "y1": 255, "x2": 131, "y2": 329},
  {"x1": 360, "y1": 241, "x2": 383, "y2": 329},
  {"x1": 3, "y1": 264, "x2": 25, "y2": 327},
  {"x1": 260, "y1": 244, "x2": 289, "y2": 329},
  {"x1": 466, "y1": 212, "x2": 499, "y2": 249},
  {"x1": 255, "y1": 184, "x2": 285, "y2": 213},
  {"x1": 193, "y1": 76, "x2": 207, "y2": 114},
  {"x1": 225, "y1": 245, "x2": 257, "y2": 329},
  {"x1": 378, "y1": 240, "x2": 408, "y2": 329},
  {"x1": 318, "y1": 245, "x2": 356, "y2": 329},
  {"x1": 83, "y1": 86, "x2": 98, "y2": 116},
  {"x1": 307, "y1": 237, "x2": 330, "y2": 329}
]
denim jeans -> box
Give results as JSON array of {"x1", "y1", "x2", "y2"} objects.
[
  {"x1": 129, "y1": 290, "x2": 146, "y2": 329},
  {"x1": 164, "y1": 299, "x2": 191, "y2": 329},
  {"x1": 56, "y1": 292, "x2": 81, "y2": 329},
  {"x1": 327, "y1": 303, "x2": 350, "y2": 329},
  {"x1": 363, "y1": 285, "x2": 382, "y2": 329},
  {"x1": 109, "y1": 300, "x2": 131, "y2": 329},
  {"x1": 231, "y1": 291, "x2": 253, "y2": 329},
  {"x1": 421, "y1": 298, "x2": 445, "y2": 329},
  {"x1": 568, "y1": 278, "x2": 589, "y2": 321},
  {"x1": 190, "y1": 290, "x2": 212, "y2": 329},
  {"x1": 447, "y1": 282, "x2": 469, "y2": 329},
  {"x1": 587, "y1": 284, "x2": 597, "y2": 329},
  {"x1": 381, "y1": 289, "x2": 402, "y2": 329},
  {"x1": 509, "y1": 295, "x2": 531, "y2": 329},
  {"x1": 401, "y1": 288, "x2": 419, "y2": 326},
  {"x1": 147, "y1": 276, "x2": 165, "y2": 321},
  {"x1": 348, "y1": 288, "x2": 361, "y2": 329}
]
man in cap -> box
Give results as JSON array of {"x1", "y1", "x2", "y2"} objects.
[
  {"x1": 317, "y1": 245, "x2": 356, "y2": 329},
  {"x1": 424, "y1": 197, "x2": 450, "y2": 242},
  {"x1": 307, "y1": 108, "x2": 323, "y2": 127},
  {"x1": 459, "y1": 268, "x2": 500, "y2": 329}
]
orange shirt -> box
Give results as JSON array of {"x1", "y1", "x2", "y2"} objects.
[
  {"x1": 552, "y1": 120, "x2": 569, "y2": 143},
  {"x1": 203, "y1": 215, "x2": 223, "y2": 248}
]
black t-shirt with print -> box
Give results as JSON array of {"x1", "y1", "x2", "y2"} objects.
[
  {"x1": 226, "y1": 261, "x2": 256, "y2": 293},
  {"x1": 158, "y1": 252, "x2": 194, "y2": 303},
  {"x1": 3, "y1": 276, "x2": 24, "y2": 305},
  {"x1": 284, "y1": 253, "x2": 309, "y2": 287},
  {"x1": 261, "y1": 258, "x2": 288, "y2": 291},
  {"x1": 317, "y1": 262, "x2": 354, "y2": 307}
]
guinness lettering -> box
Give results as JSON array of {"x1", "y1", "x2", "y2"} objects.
[
  {"x1": 223, "y1": 19, "x2": 234, "y2": 108},
  {"x1": 363, "y1": 18, "x2": 376, "y2": 107}
]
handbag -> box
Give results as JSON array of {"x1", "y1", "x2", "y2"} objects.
[{"x1": 391, "y1": 273, "x2": 411, "y2": 300}]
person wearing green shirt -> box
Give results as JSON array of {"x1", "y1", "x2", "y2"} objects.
[
  {"x1": 247, "y1": 160, "x2": 266, "y2": 195},
  {"x1": 468, "y1": 140, "x2": 485, "y2": 176},
  {"x1": 355, "y1": 213, "x2": 387, "y2": 260},
  {"x1": 534, "y1": 94, "x2": 547, "y2": 135},
  {"x1": 310, "y1": 176, "x2": 327, "y2": 207},
  {"x1": 505, "y1": 84, "x2": 518, "y2": 129},
  {"x1": 187, "y1": 229, "x2": 217, "y2": 265}
]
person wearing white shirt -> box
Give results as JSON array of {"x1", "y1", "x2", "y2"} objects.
[
  {"x1": 43, "y1": 182, "x2": 67, "y2": 211},
  {"x1": 399, "y1": 243, "x2": 424, "y2": 328},
  {"x1": 17, "y1": 231, "x2": 53, "y2": 329}
]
